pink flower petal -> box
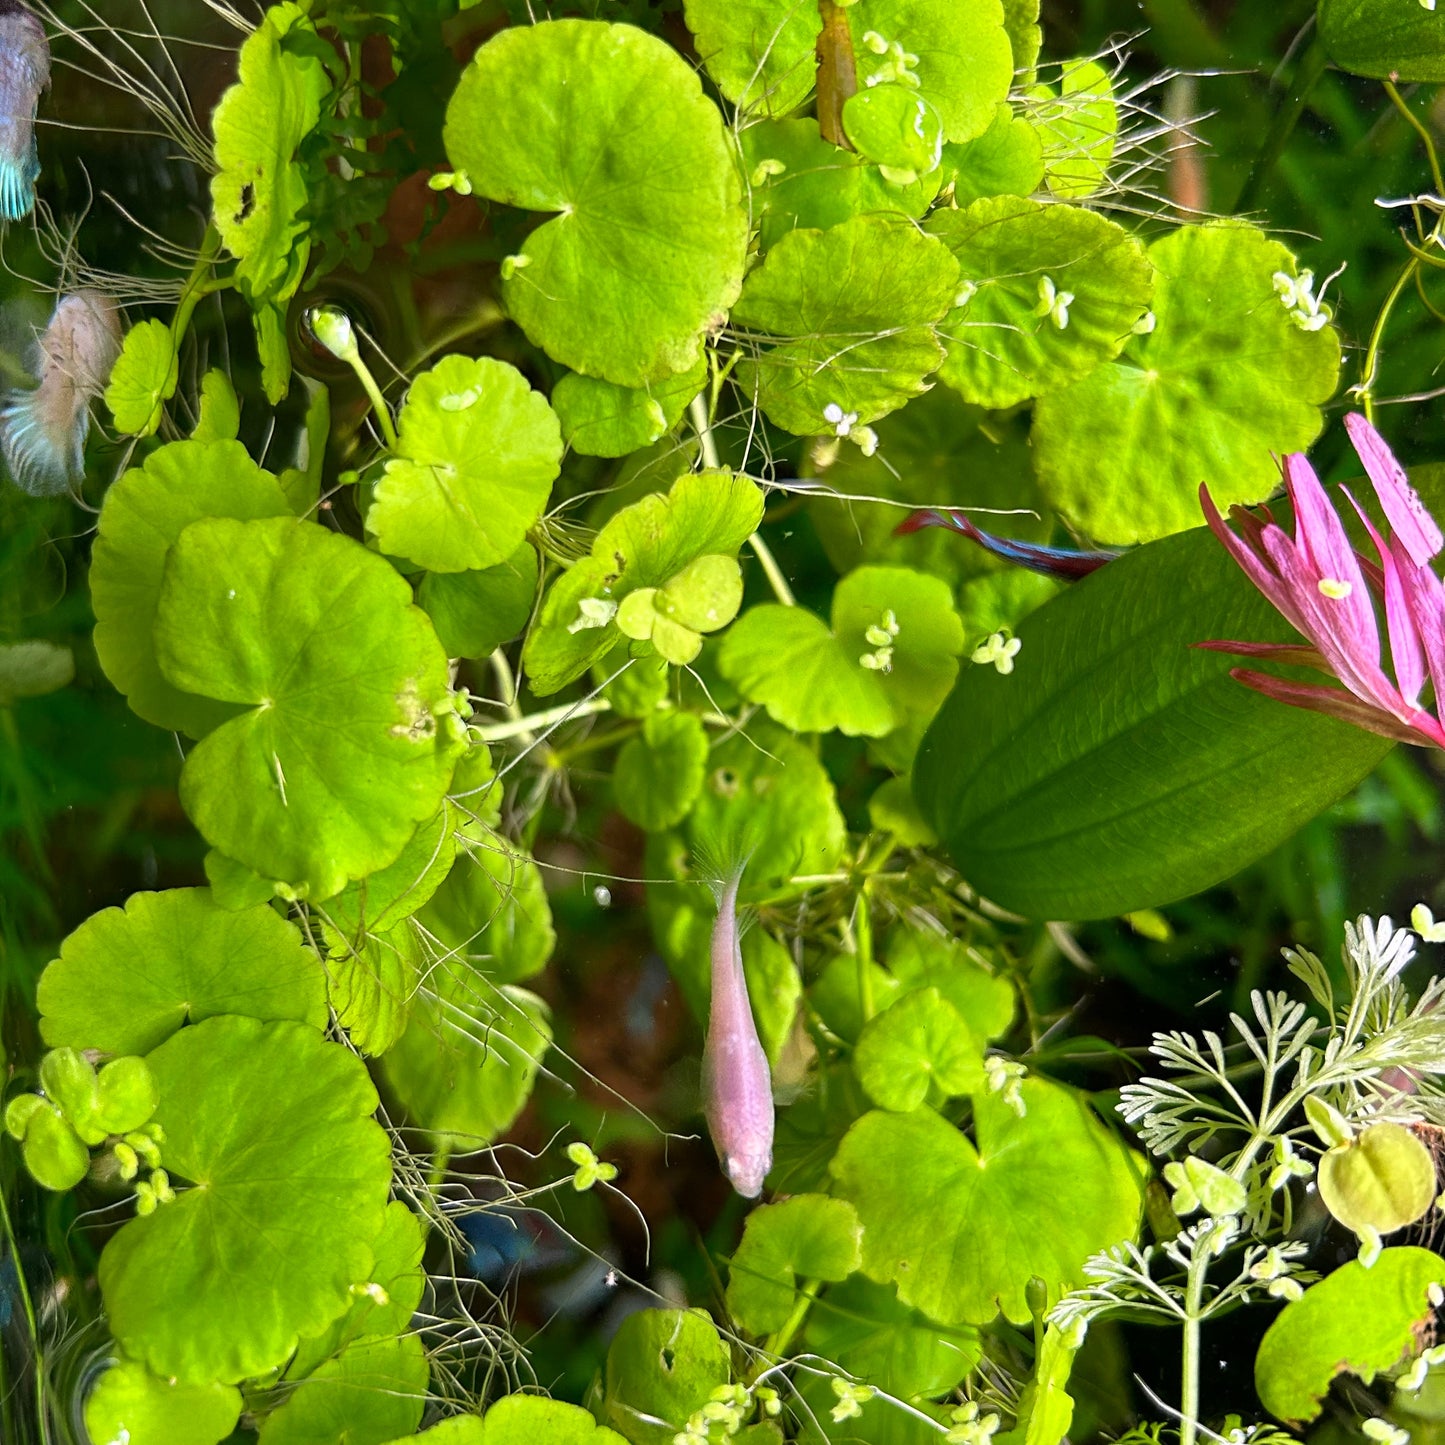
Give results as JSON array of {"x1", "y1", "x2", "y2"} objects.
[
  {"x1": 1390, "y1": 531, "x2": 1445, "y2": 715},
  {"x1": 1343, "y1": 486, "x2": 1426, "y2": 707},
  {"x1": 1199, "y1": 484, "x2": 1305, "y2": 634},
  {"x1": 1228, "y1": 668, "x2": 1442, "y2": 746},
  {"x1": 1192, "y1": 639, "x2": 1328, "y2": 670},
  {"x1": 1344, "y1": 412, "x2": 1443, "y2": 566}
]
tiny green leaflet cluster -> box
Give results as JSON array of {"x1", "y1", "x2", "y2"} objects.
[{"x1": 8, "y1": 0, "x2": 1421, "y2": 1441}]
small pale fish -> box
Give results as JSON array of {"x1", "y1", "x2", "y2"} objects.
[
  {"x1": 701, "y1": 862, "x2": 773, "y2": 1198},
  {"x1": 0, "y1": 2, "x2": 49, "y2": 221},
  {"x1": 2, "y1": 290, "x2": 122, "y2": 495}
]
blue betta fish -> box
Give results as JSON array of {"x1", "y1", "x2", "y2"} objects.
[
  {"x1": 0, "y1": 1, "x2": 49, "y2": 221},
  {"x1": 2, "y1": 290, "x2": 122, "y2": 494},
  {"x1": 896, "y1": 507, "x2": 1120, "y2": 581}
]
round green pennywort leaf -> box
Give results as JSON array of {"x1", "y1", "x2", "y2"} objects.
[
  {"x1": 830, "y1": 1080, "x2": 1142, "y2": 1324},
  {"x1": 419, "y1": 546, "x2": 539, "y2": 660},
  {"x1": 1031, "y1": 223, "x2": 1341, "y2": 544},
  {"x1": 444, "y1": 20, "x2": 748, "y2": 386},
  {"x1": 932, "y1": 195, "x2": 1153, "y2": 409},
  {"x1": 105, "y1": 319, "x2": 179, "y2": 438},
  {"x1": 371, "y1": 355, "x2": 561, "y2": 574},
  {"x1": 39, "y1": 887, "x2": 327, "y2": 1056},
  {"x1": 91, "y1": 439, "x2": 293, "y2": 738},
  {"x1": 154, "y1": 516, "x2": 464, "y2": 898},
  {"x1": 719, "y1": 566, "x2": 964, "y2": 737},
  {"x1": 601, "y1": 1309, "x2": 730, "y2": 1445},
  {"x1": 85, "y1": 1360, "x2": 242, "y2": 1445},
  {"x1": 614, "y1": 711, "x2": 709, "y2": 831},
  {"x1": 732, "y1": 215, "x2": 960, "y2": 435},
  {"x1": 683, "y1": 0, "x2": 821, "y2": 118},
  {"x1": 852, "y1": 987, "x2": 986, "y2": 1111},
  {"x1": 1028, "y1": 58, "x2": 1117, "y2": 200},
  {"x1": 553, "y1": 359, "x2": 706, "y2": 459},
  {"x1": 100, "y1": 1016, "x2": 392, "y2": 1384},
  {"x1": 257, "y1": 1334, "x2": 427, "y2": 1445}
]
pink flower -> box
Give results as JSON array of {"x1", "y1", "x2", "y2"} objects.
[{"x1": 1199, "y1": 413, "x2": 1445, "y2": 749}]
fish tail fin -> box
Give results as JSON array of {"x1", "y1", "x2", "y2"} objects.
[
  {"x1": 0, "y1": 141, "x2": 40, "y2": 222},
  {"x1": 1, "y1": 382, "x2": 86, "y2": 496}
]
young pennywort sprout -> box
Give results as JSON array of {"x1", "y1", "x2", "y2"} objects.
[{"x1": 701, "y1": 861, "x2": 773, "y2": 1198}]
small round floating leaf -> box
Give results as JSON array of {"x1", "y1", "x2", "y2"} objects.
[
  {"x1": 0, "y1": 640, "x2": 73, "y2": 704},
  {"x1": 105, "y1": 320, "x2": 179, "y2": 438},
  {"x1": 741, "y1": 119, "x2": 939, "y2": 253},
  {"x1": 482, "y1": 1397, "x2": 630, "y2": 1445},
  {"x1": 154, "y1": 516, "x2": 464, "y2": 898},
  {"x1": 1032, "y1": 223, "x2": 1340, "y2": 543},
  {"x1": 682, "y1": 0, "x2": 821, "y2": 117},
  {"x1": 100, "y1": 1016, "x2": 392, "y2": 1384},
  {"x1": 95, "y1": 1056, "x2": 160, "y2": 1136},
  {"x1": 85, "y1": 1359, "x2": 242, "y2": 1445},
  {"x1": 371, "y1": 356, "x2": 562, "y2": 574},
  {"x1": 602, "y1": 1309, "x2": 730, "y2": 1445},
  {"x1": 381, "y1": 981, "x2": 551, "y2": 1147},
  {"x1": 943, "y1": 103, "x2": 1045, "y2": 207},
  {"x1": 1318, "y1": 1124, "x2": 1437, "y2": 1236},
  {"x1": 615, "y1": 711, "x2": 709, "y2": 831},
  {"x1": 91, "y1": 439, "x2": 293, "y2": 738},
  {"x1": 39, "y1": 887, "x2": 326, "y2": 1055},
  {"x1": 210, "y1": 6, "x2": 327, "y2": 300},
  {"x1": 853, "y1": 987, "x2": 986, "y2": 1111},
  {"x1": 1029, "y1": 59, "x2": 1117, "y2": 200},
  {"x1": 445, "y1": 20, "x2": 749, "y2": 386},
  {"x1": 732, "y1": 215, "x2": 960, "y2": 435},
  {"x1": 725, "y1": 1194, "x2": 862, "y2": 1336},
  {"x1": 830, "y1": 1080, "x2": 1143, "y2": 1325},
  {"x1": 842, "y1": 85, "x2": 944, "y2": 179},
  {"x1": 932, "y1": 195, "x2": 1153, "y2": 409},
  {"x1": 554, "y1": 359, "x2": 706, "y2": 459},
  {"x1": 846, "y1": 0, "x2": 1012, "y2": 144},
  {"x1": 256, "y1": 1333, "x2": 427, "y2": 1445},
  {"x1": 1255, "y1": 1247, "x2": 1445, "y2": 1425},
  {"x1": 21, "y1": 1104, "x2": 88, "y2": 1191},
  {"x1": 419, "y1": 546, "x2": 538, "y2": 660},
  {"x1": 719, "y1": 566, "x2": 964, "y2": 738}
]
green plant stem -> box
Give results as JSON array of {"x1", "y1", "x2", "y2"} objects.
[
  {"x1": 1178, "y1": 1247, "x2": 1207, "y2": 1445},
  {"x1": 474, "y1": 697, "x2": 612, "y2": 743},
  {"x1": 1385, "y1": 80, "x2": 1445, "y2": 197},
  {"x1": 349, "y1": 347, "x2": 401, "y2": 450},
  {"x1": 760, "y1": 1278, "x2": 820, "y2": 1362},
  {"x1": 748, "y1": 529, "x2": 796, "y2": 607},
  {"x1": 1234, "y1": 38, "x2": 1329, "y2": 214},
  {"x1": 170, "y1": 223, "x2": 224, "y2": 345},
  {"x1": 853, "y1": 888, "x2": 876, "y2": 1025},
  {"x1": 0, "y1": 1173, "x2": 48, "y2": 1444},
  {"x1": 1356, "y1": 260, "x2": 1415, "y2": 424}
]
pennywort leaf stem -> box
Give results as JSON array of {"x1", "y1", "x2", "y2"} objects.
[
  {"x1": 761, "y1": 1278, "x2": 820, "y2": 1361},
  {"x1": 853, "y1": 888, "x2": 876, "y2": 1026},
  {"x1": 1385, "y1": 80, "x2": 1445, "y2": 199},
  {"x1": 748, "y1": 529, "x2": 796, "y2": 607},
  {"x1": 473, "y1": 697, "x2": 612, "y2": 743}
]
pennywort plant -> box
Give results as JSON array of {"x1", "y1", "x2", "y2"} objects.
[{"x1": 7, "y1": 1, "x2": 1445, "y2": 1444}]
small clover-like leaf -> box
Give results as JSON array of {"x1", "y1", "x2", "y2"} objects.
[
  {"x1": 445, "y1": 20, "x2": 748, "y2": 386},
  {"x1": 831, "y1": 1081, "x2": 1142, "y2": 1324},
  {"x1": 614, "y1": 711, "x2": 709, "y2": 831},
  {"x1": 1031, "y1": 222, "x2": 1341, "y2": 543},
  {"x1": 371, "y1": 356, "x2": 562, "y2": 574},
  {"x1": 566, "y1": 1141, "x2": 619, "y2": 1191},
  {"x1": 853, "y1": 987, "x2": 987, "y2": 1111},
  {"x1": 524, "y1": 469, "x2": 763, "y2": 695},
  {"x1": 84, "y1": 1360, "x2": 241, "y2": 1445},
  {"x1": 91, "y1": 439, "x2": 293, "y2": 738},
  {"x1": 725, "y1": 1194, "x2": 862, "y2": 1335},
  {"x1": 719, "y1": 565, "x2": 964, "y2": 737},
  {"x1": 105, "y1": 319, "x2": 179, "y2": 438},
  {"x1": 20, "y1": 1104, "x2": 88, "y2": 1191},
  {"x1": 553, "y1": 359, "x2": 706, "y2": 459},
  {"x1": 931, "y1": 195, "x2": 1153, "y2": 409},
  {"x1": 153, "y1": 517, "x2": 465, "y2": 898},
  {"x1": 732, "y1": 215, "x2": 961, "y2": 434},
  {"x1": 39, "y1": 887, "x2": 326, "y2": 1056},
  {"x1": 100, "y1": 1017, "x2": 392, "y2": 1384},
  {"x1": 210, "y1": 4, "x2": 328, "y2": 301}
]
